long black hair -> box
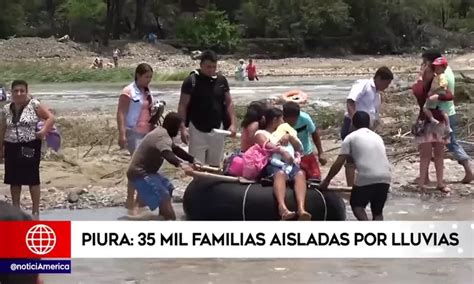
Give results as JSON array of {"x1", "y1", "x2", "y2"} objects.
[
  {"x1": 241, "y1": 101, "x2": 267, "y2": 128},
  {"x1": 263, "y1": 107, "x2": 283, "y2": 129}
]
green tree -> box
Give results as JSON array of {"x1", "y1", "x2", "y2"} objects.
[
  {"x1": 237, "y1": 0, "x2": 269, "y2": 37},
  {"x1": 176, "y1": 6, "x2": 241, "y2": 51},
  {"x1": 238, "y1": 0, "x2": 352, "y2": 43},
  {"x1": 58, "y1": 0, "x2": 106, "y2": 41},
  {"x1": 150, "y1": 0, "x2": 180, "y2": 38},
  {"x1": 0, "y1": 1, "x2": 25, "y2": 38}
]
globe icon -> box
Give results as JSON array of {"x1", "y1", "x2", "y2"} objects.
[{"x1": 25, "y1": 224, "x2": 57, "y2": 255}]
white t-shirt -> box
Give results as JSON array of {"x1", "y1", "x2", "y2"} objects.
[
  {"x1": 340, "y1": 128, "x2": 391, "y2": 186},
  {"x1": 344, "y1": 79, "x2": 381, "y2": 126}
]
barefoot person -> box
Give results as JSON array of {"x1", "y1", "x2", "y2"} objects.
[
  {"x1": 0, "y1": 80, "x2": 55, "y2": 220},
  {"x1": 126, "y1": 112, "x2": 196, "y2": 220},
  {"x1": 283, "y1": 101, "x2": 326, "y2": 181},
  {"x1": 320, "y1": 111, "x2": 391, "y2": 221},
  {"x1": 117, "y1": 63, "x2": 155, "y2": 215},
  {"x1": 341, "y1": 66, "x2": 393, "y2": 186},
  {"x1": 178, "y1": 50, "x2": 237, "y2": 167},
  {"x1": 415, "y1": 50, "x2": 472, "y2": 184}
]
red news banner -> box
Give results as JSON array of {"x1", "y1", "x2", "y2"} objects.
[{"x1": 0, "y1": 221, "x2": 71, "y2": 259}]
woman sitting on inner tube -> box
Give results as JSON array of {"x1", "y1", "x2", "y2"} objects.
[
  {"x1": 240, "y1": 101, "x2": 268, "y2": 152},
  {"x1": 254, "y1": 107, "x2": 311, "y2": 220},
  {"x1": 223, "y1": 100, "x2": 271, "y2": 177}
]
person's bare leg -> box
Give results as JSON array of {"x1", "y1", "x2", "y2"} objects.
[
  {"x1": 418, "y1": 143, "x2": 432, "y2": 192},
  {"x1": 345, "y1": 164, "x2": 355, "y2": 187},
  {"x1": 433, "y1": 142, "x2": 450, "y2": 193},
  {"x1": 351, "y1": 206, "x2": 368, "y2": 221},
  {"x1": 373, "y1": 214, "x2": 383, "y2": 221},
  {"x1": 460, "y1": 160, "x2": 473, "y2": 184},
  {"x1": 136, "y1": 198, "x2": 146, "y2": 208},
  {"x1": 29, "y1": 185, "x2": 41, "y2": 219},
  {"x1": 10, "y1": 185, "x2": 22, "y2": 208},
  {"x1": 293, "y1": 171, "x2": 311, "y2": 220},
  {"x1": 126, "y1": 180, "x2": 137, "y2": 214},
  {"x1": 414, "y1": 144, "x2": 431, "y2": 184},
  {"x1": 159, "y1": 198, "x2": 176, "y2": 220},
  {"x1": 273, "y1": 171, "x2": 295, "y2": 220}
]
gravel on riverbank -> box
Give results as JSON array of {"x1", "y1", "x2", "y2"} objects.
[
  {"x1": 0, "y1": 41, "x2": 473, "y2": 211},
  {"x1": 2, "y1": 37, "x2": 474, "y2": 83}
]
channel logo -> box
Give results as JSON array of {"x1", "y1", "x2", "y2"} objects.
[
  {"x1": 25, "y1": 224, "x2": 57, "y2": 256},
  {"x1": 0, "y1": 221, "x2": 70, "y2": 259}
]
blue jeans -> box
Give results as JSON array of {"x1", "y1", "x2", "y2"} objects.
[
  {"x1": 262, "y1": 164, "x2": 301, "y2": 181},
  {"x1": 448, "y1": 115, "x2": 470, "y2": 162},
  {"x1": 131, "y1": 174, "x2": 174, "y2": 211}
]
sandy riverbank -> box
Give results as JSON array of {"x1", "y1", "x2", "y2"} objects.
[
  {"x1": 0, "y1": 89, "x2": 472, "y2": 211},
  {"x1": 0, "y1": 138, "x2": 472, "y2": 211},
  {"x1": 0, "y1": 39, "x2": 472, "y2": 211}
]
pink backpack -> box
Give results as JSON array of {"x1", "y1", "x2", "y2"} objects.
[
  {"x1": 223, "y1": 153, "x2": 244, "y2": 177},
  {"x1": 242, "y1": 143, "x2": 270, "y2": 180}
]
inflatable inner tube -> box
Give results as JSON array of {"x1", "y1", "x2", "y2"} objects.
[
  {"x1": 281, "y1": 90, "x2": 308, "y2": 104},
  {"x1": 183, "y1": 177, "x2": 346, "y2": 221}
]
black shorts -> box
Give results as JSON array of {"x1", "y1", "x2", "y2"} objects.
[{"x1": 350, "y1": 183, "x2": 389, "y2": 216}]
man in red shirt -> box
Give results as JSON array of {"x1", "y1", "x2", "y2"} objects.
[{"x1": 246, "y1": 59, "x2": 258, "y2": 81}]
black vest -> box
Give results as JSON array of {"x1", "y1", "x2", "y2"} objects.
[{"x1": 186, "y1": 71, "x2": 231, "y2": 132}]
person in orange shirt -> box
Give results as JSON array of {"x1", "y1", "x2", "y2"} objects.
[
  {"x1": 246, "y1": 59, "x2": 259, "y2": 81},
  {"x1": 116, "y1": 63, "x2": 155, "y2": 216}
]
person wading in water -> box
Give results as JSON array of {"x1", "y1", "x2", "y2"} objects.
[{"x1": 321, "y1": 111, "x2": 391, "y2": 221}]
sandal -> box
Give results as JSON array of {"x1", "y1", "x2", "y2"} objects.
[
  {"x1": 279, "y1": 207, "x2": 296, "y2": 221},
  {"x1": 298, "y1": 211, "x2": 312, "y2": 221},
  {"x1": 436, "y1": 186, "x2": 451, "y2": 194}
]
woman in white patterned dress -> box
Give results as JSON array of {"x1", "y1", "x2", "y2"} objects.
[{"x1": 0, "y1": 80, "x2": 55, "y2": 219}]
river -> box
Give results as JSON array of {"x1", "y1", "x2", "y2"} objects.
[
  {"x1": 29, "y1": 78, "x2": 356, "y2": 114},
  {"x1": 25, "y1": 79, "x2": 474, "y2": 283},
  {"x1": 40, "y1": 197, "x2": 474, "y2": 284}
]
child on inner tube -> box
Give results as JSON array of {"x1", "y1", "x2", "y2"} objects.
[
  {"x1": 270, "y1": 122, "x2": 304, "y2": 175},
  {"x1": 254, "y1": 107, "x2": 311, "y2": 221}
]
